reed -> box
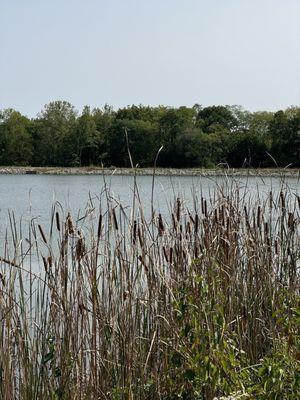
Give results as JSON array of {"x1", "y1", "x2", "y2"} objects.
[{"x1": 0, "y1": 180, "x2": 299, "y2": 399}]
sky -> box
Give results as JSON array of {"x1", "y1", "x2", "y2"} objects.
[{"x1": 0, "y1": 0, "x2": 300, "y2": 117}]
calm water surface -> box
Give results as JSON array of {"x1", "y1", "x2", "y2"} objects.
[
  {"x1": 0, "y1": 174, "x2": 299, "y2": 224},
  {"x1": 0, "y1": 173, "x2": 299, "y2": 269}
]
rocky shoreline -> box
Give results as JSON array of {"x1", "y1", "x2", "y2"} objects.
[{"x1": 0, "y1": 166, "x2": 299, "y2": 177}]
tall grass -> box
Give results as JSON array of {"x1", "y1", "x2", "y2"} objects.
[{"x1": 0, "y1": 179, "x2": 299, "y2": 399}]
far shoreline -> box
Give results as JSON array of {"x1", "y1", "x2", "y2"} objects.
[{"x1": 0, "y1": 166, "x2": 299, "y2": 178}]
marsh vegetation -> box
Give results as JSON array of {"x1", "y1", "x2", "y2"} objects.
[{"x1": 0, "y1": 178, "x2": 299, "y2": 399}]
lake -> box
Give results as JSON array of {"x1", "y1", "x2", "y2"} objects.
[{"x1": 0, "y1": 174, "x2": 299, "y2": 224}]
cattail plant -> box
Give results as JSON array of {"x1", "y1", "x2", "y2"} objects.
[{"x1": 0, "y1": 180, "x2": 299, "y2": 399}]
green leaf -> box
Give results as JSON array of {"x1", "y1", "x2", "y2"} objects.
[{"x1": 42, "y1": 351, "x2": 54, "y2": 364}]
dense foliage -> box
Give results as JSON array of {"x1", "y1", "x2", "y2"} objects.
[{"x1": 0, "y1": 102, "x2": 299, "y2": 168}]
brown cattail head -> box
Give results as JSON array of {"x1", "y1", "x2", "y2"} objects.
[
  {"x1": 172, "y1": 213, "x2": 177, "y2": 230},
  {"x1": 163, "y1": 246, "x2": 169, "y2": 263},
  {"x1": 204, "y1": 200, "x2": 208, "y2": 217},
  {"x1": 55, "y1": 211, "x2": 60, "y2": 231},
  {"x1": 132, "y1": 220, "x2": 137, "y2": 245},
  {"x1": 176, "y1": 198, "x2": 181, "y2": 221},
  {"x1": 274, "y1": 240, "x2": 279, "y2": 255},
  {"x1": 269, "y1": 191, "x2": 273, "y2": 209},
  {"x1": 201, "y1": 197, "x2": 204, "y2": 214},
  {"x1": 186, "y1": 221, "x2": 191, "y2": 234},
  {"x1": 264, "y1": 222, "x2": 269, "y2": 236},
  {"x1": 0, "y1": 272, "x2": 5, "y2": 286},
  {"x1": 47, "y1": 256, "x2": 52, "y2": 269},
  {"x1": 76, "y1": 232, "x2": 85, "y2": 261},
  {"x1": 195, "y1": 214, "x2": 199, "y2": 233},
  {"x1": 112, "y1": 208, "x2": 118, "y2": 231},
  {"x1": 97, "y1": 214, "x2": 103, "y2": 238},
  {"x1": 169, "y1": 247, "x2": 173, "y2": 264},
  {"x1": 67, "y1": 212, "x2": 75, "y2": 235},
  {"x1": 244, "y1": 206, "x2": 250, "y2": 229},
  {"x1": 138, "y1": 226, "x2": 144, "y2": 247},
  {"x1": 38, "y1": 224, "x2": 47, "y2": 244},
  {"x1": 257, "y1": 206, "x2": 261, "y2": 229},
  {"x1": 189, "y1": 213, "x2": 195, "y2": 224},
  {"x1": 158, "y1": 213, "x2": 165, "y2": 236},
  {"x1": 42, "y1": 256, "x2": 48, "y2": 271},
  {"x1": 214, "y1": 209, "x2": 218, "y2": 223},
  {"x1": 280, "y1": 191, "x2": 285, "y2": 210},
  {"x1": 288, "y1": 212, "x2": 295, "y2": 232}
]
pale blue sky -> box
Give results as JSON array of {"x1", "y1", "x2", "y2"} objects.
[{"x1": 1, "y1": 0, "x2": 299, "y2": 117}]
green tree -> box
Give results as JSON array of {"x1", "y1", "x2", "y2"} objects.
[
  {"x1": 33, "y1": 101, "x2": 77, "y2": 166},
  {"x1": 226, "y1": 132, "x2": 269, "y2": 167},
  {"x1": 106, "y1": 118, "x2": 157, "y2": 167},
  {"x1": 115, "y1": 104, "x2": 160, "y2": 122},
  {"x1": 0, "y1": 109, "x2": 33, "y2": 165},
  {"x1": 1, "y1": 103, "x2": 298, "y2": 169},
  {"x1": 92, "y1": 105, "x2": 115, "y2": 164},
  {"x1": 172, "y1": 128, "x2": 227, "y2": 168},
  {"x1": 69, "y1": 106, "x2": 102, "y2": 166},
  {"x1": 248, "y1": 111, "x2": 273, "y2": 138},
  {"x1": 158, "y1": 107, "x2": 197, "y2": 166},
  {"x1": 269, "y1": 108, "x2": 300, "y2": 167},
  {"x1": 196, "y1": 106, "x2": 238, "y2": 133}
]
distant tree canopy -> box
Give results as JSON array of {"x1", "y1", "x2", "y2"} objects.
[{"x1": 0, "y1": 102, "x2": 299, "y2": 168}]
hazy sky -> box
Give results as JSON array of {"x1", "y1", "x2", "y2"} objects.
[{"x1": 1, "y1": 0, "x2": 299, "y2": 117}]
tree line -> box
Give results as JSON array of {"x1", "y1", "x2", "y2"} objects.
[{"x1": 0, "y1": 102, "x2": 299, "y2": 168}]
